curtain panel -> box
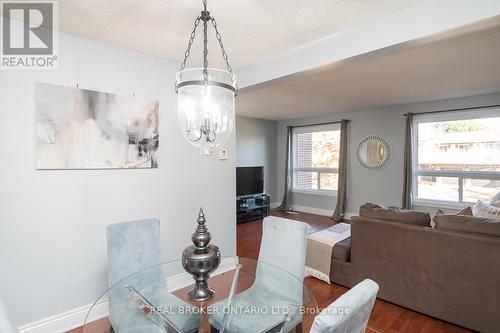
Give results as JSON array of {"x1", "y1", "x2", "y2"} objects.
[
  {"x1": 332, "y1": 119, "x2": 349, "y2": 221},
  {"x1": 402, "y1": 113, "x2": 414, "y2": 209},
  {"x1": 276, "y1": 126, "x2": 293, "y2": 211}
]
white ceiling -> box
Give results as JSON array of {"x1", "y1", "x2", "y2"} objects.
[
  {"x1": 57, "y1": 0, "x2": 422, "y2": 69},
  {"x1": 236, "y1": 23, "x2": 500, "y2": 120}
]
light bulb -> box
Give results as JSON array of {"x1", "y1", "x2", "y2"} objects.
[{"x1": 176, "y1": 68, "x2": 236, "y2": 155}]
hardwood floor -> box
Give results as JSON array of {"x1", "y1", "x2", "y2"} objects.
[
  {"x1": 68, "y1": 209, "x2": 473, "y2": 333},
  {"x1": 239, "y1": 210, "x2": 473, "y2": 333}
]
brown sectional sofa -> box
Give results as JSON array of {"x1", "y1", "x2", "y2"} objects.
[{"x1": 328, "y1": 205, "x2": 500, "y2": 333}]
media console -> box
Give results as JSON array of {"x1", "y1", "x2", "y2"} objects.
[{"x1": 236, "y1": 193, "x2": 270, "y2": 224}]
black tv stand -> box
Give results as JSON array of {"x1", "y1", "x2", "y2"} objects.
[{"x1": 236, "y1": 193, "x2": 270, "y2": 224}]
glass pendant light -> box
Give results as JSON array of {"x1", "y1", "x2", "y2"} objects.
[{"x1": 176, "y1": 0, "x2": 237, "y2": 156}]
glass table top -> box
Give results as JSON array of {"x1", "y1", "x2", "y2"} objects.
[{"x1": 83, "y1": 256, "x2": 317, "y2": 333}]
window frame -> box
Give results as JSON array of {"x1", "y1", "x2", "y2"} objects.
[
  {"x1": 292, "y1": 123, "x2": 341, "y2": 196},
  {"x1": 412, "y1": 108, "x2": 500, "y2": 207}
]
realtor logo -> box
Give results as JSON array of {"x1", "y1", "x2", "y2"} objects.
[{"x1": 1, "y1": 0, "x2": 58, "y2": 69}]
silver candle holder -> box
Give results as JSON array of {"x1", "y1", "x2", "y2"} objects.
[{"x1": 181, "y1": 208, "x2": 221, "y2": 301}]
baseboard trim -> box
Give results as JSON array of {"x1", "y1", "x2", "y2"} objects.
[
  {"x1": 290, "y1": 204, "x2": 332, "y2": 216},
  {"x1": 18, "y1": 258, "x2": 238, "y2": 333},
  {"x1": 290, "y1": 204, "x2": 356, "y2": 220},
  {"x1": 344, "y1": 212, "x2": 357, "y2": 220},
  {"x1": 18, "y1": 300, "x2": 108, "y2": 333},
  {"x1": 270, "y1": 202, "x2": 280, "y2": 209}
]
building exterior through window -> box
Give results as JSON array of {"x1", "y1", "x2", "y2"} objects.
[{"x1": 413, "y1": 108, "x2": 500, "y2": 205}]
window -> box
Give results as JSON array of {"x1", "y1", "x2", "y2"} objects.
[
  {"x1": 413, "y1": 108, "x2": 500, "y2": 206},
  {"x1": 292, "y1": 124, "x2": 341, "y2": 195}
]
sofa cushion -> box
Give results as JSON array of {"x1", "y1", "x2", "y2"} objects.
[
  {"x1": 473, "y1": 200, "x2": 500, "y2": 220},
  {"x1": 359, "y1": 203, "x2": 431, "y2": 227},
  {"x1": 332, "y1": 237, "x2": 351, "y2": 262},
  {"x1": 433, "y1": 207, "x2": 472, "y2": 228},
  {"x1": 434, "y1": 214, "x2": 500, "y2": 237}
]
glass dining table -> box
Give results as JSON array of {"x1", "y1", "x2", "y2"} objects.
[{"x1": 83, "y1": 257, "x2": 317, "y2": 333}]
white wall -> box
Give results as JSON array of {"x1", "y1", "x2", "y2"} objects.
[
  {"x1": 235, "y1": 116, "x2": 277, "y2": 201},
  {"x1": 0, "y1": 28, "x2": 236, "y2": 328},
  {"x1": 276, "y1": 92, "x2": 500, "y2": 215}
]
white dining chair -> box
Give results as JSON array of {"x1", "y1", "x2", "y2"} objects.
[
  {"x1": 107, "y1": 219, "x2": 163, "y2": 288},
  {"x1": 0, "y1": 299, "x2": 16, "y2": 333},
  {"x1": 310, "y1": 279, "x2": 379, "y2": 333},
  {"x1": 209, "y1": 216, "x2": 310, "y2": 333},
  {"x1": 107, "y1": 218, "x2": 198, "y2": 333}
]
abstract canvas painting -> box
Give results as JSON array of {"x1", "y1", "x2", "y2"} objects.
[{"x1": 36, "y1": 82, "x2": 159, "y2": 169}]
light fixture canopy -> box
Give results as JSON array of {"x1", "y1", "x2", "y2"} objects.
[{"x1": 175, "y1": 0, "x2": 237, "y2": 156}]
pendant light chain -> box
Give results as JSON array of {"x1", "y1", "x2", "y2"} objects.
[
  {"x1": 202, "y1": 0, "x2": 209, "y2": 82},
  {"x1": 211, "y1": 17, "x2": 233, "y2": 74},
  {"x1": 178, "y1": 0, "x2": 234, "y2": 77},
  {"x1": 180, "y1": 16, "x2": 201, "y2": 71}
]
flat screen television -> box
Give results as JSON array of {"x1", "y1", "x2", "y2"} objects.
[{"x1": 237, "y1": 166, "x2": 264, "y2": 197}]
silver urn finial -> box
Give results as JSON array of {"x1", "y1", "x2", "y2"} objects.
[{"x1": 182, "y1": 208, "x2": 221, "y2": 301}]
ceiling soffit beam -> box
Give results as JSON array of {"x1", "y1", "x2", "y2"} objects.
[{"x1": 235, "y1": 0, "x2": 500, "y2": 90}]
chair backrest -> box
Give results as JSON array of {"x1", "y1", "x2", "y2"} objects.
[
  {"x1": 0, "y1": 299, "x2": 16, "y2": 333},
  {"x1": 310, "y1": 279, "x2": 379, "y2": 333},
  {"x1": 258, "y1": 216, "x2": 310, "y2": 281},
  {"x1": 106, "y1": 219, "x2": 174, "y2": 333},
  {"x1": 106, "y1": 218, "x2": 162, "y2": 287},
  {"x1": 254, "y1": 216, "x2": 310, "y2": 308}
]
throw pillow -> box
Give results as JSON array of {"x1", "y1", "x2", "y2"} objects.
[
  {"x1": 490, "y1": 192, "x2": 500, "y2": 202},
  {"x1": 490, "y1": 192, "x2": 500, "y2": 205},
  {"x1": 472, "y1": 200, "x2": 500, "y2": 221}
]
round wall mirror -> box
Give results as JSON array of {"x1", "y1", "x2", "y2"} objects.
[{"x1": 356, "y1": 136, "x2": 392, "y2": 170}]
